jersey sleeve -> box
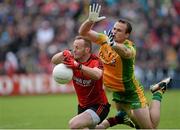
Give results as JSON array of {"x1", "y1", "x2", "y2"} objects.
[
  {"x1": 94, "y1": 33, "x2": 108, "y2": 45},
  {"x1": 91, "y1": 56, "x2": 103, "y2": 70},
  {"x1": 96, "y1": 59, "x2": 103, "y2": 70},
  {"x1": 124, "y1": 41, "x2": 136, "y2": 57}
]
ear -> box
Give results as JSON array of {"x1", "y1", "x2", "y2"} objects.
[
  {"x1": 85, "y1": 47, "x2": 90, "y2": 53},
  {"x1": 125, "y1": 33, "x2": 130, "y2": 39}
]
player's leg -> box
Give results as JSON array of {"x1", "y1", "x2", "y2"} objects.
[
  {"x1": 130, "y1": 106, "x2": 154, "y2": 128},
  {"x1": 149, "y1": 99, "x2": 161, "y2": 128},
  {"x1": 131, "y1": 77, "x2": 172, "y2": 129},
  {"x1": 107, "y1": 102, "x2": 135, "y2": 128},
  {"x1": 96, "y1": 92, "x2": 136, "y2": 129},
  {"x1": 69, "y1": 105, "x2": 95, "y2": 129},
  {"x1": 115, "y1": 102, "x2": 141, "y2": 129},
  {"x1": 69, "y1": 110, "x2": 94, "y2": 129},
  {"x1": 102, "y1": 101, "x2": 151, "y2": 129},
  {"x1": 122, "y1": 79, "x2": 153, "y2": 129},
  {"x1": 96, "y1": 110, "x2": 135, "y2": 129},
  {"x1": 149, "y1": 77, "x2": 172, "y2": 128},
  {"x1": 69, "y1": 104, "x2": 110, "y2": 129}
]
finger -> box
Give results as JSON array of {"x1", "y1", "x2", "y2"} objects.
[
  {"x1": 97, "y1": 16, "x2": 106, "y2": 22},
  {"x1": 95, "y1": 3, "x2": 99, "y2": 13},
  {"x1": 64, "y1": 64, "x2": 72, "y2": 68},
  {"x1": 110, "y1": 38, "x2": 113, "y2": 42},
  {"x1": 108, "y1": 30, "x2": 111, "y2": 36},
  {"x1": 104, "y1": 30, "x2": 107, "y2": 35},
  {"x1": 97, "y1": 5, "x2": 101, "y2": 13},
  {"x1": 109, "y1": 33, "x2": 113, "y2": 38},
  {"x1": 63, "y1": 58, "x2": 68, "y2": 62},
  {"x1": 63, "y1": 61, "x2": 71, "y2": 65},
  {"x1": 62, "y1": 60, "x2": 67, "y2": 64},
  {"x1": 89, "y1": 5, "x2": 92, "y2": 13},
  {"x1": 107, "y1": 31, "x2": 111, "y2": 37},
  {"x1": 64, "y1": 56, "x2": 71, "y2": 61},
  {"x1": 93, "y1": 3, "x2": 95, "y2": 12},
  {"x1": 109, "y1": 31, "x2": 115, "y2": 38}
]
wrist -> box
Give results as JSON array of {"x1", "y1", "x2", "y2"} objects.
[
  {"x1": 87, "y1": 19, "x2": 95, "y2": 24},
  {"x1": 78, "y1": 64, "x2": 82, "y2": 70},
  {"x1": 74, "y1": 61, "x2": 82, "y2": 70}
]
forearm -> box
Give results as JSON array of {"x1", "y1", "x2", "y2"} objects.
[
  {"x1": 81, "y1": 65, "x2": 102, "y2": 80},
  {"x1": 51, "y1": 52, "x2": 64, "y2": 65},
  {"x1": 112, "y1": 44, "x2": 134, "y2": 59},
  {"x1": 79, "y1": 20, "x2": 94, "y2": 36}
]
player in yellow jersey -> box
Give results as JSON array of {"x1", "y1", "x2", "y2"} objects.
[{"x1": 79, "y1": 3, "x2": 172, "y2": 129}]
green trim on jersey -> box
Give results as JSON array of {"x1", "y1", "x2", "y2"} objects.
[
  {"x1": 112, "y1": 80, "x2": 147, "y2": 109},
  {"x1": 121, "y1": 41, "x2": 136, "y2": 91}
]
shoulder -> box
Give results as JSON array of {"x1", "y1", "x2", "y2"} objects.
[
  {"x1": 89, "y1": 54, "x2": 103, "y2": 67},
  {"x1": 124, "y1": 40, "x2": 136, "y2": 49},
  {"x1": 95, "y1": 33, "x2": 109, "y2": 45},
  {"x1": 90, "y1": 54, "x2": 101, "y2": 61}
]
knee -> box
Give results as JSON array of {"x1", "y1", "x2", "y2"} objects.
[{"x1": 69, "y1": 119, "x2": 80, "y2": 129}]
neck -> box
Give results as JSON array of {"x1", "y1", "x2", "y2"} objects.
[
  {"x1": 78, "y1": 53, "x2": 91, "y2": 62},
  {"x1": 116, "y1": 39, "x2": 127, "y2": 44}
]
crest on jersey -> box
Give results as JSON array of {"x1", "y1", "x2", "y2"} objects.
[{"x1": 99, "y1": 44, "x2": 118, "y2": 65}]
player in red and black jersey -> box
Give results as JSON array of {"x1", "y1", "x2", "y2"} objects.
[{"x1": 51, "y1": 36, "x2": 110, "y2": 129}]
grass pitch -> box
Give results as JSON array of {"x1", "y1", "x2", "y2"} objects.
[{"x1": 0, "y1": 90, "x2": 180, "y2": 129}]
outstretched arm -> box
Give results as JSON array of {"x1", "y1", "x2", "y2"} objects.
[
  {"x1": 51, "y1": 50, "x2": 71, "y2": 65},
  {"x1": 79, "y1": 3, "x2": 106, "y2": 43},
  {"x1": 105, "y1": 30, "x2": 135, "y2": 59},
  {"x1": 63, "y1": 54, "x2": 103, "y2": 80},
  {"x1": 112, "y1": 44, "x2": 135, "y2": 59},
  {"x1": 51, "y1": 52, "x2": 64, "y2": 65}
]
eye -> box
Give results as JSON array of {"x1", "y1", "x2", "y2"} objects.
[{"x1": 117, "y1": 29, "x2": 121, "y2": 32}]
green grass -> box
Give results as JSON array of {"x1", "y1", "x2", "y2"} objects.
[{"x1": 0, "y1": 90, "x2": 180, "y2": 129}]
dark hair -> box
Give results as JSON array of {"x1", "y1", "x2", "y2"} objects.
[
  {"x1": 75, "y1": 36, "x2": 92, "y2": 52},
  {"x1": 118, "y1": 19, "x2": 132, "y2": 34}
]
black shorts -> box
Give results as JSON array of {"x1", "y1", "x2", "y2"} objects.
[{"x1": 78, "y1": 103, "x2": 111, "y2": 123}]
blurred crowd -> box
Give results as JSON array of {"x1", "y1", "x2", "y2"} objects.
[{"x1": 0, "y1": 0, "x2": 179, "y2": 87}]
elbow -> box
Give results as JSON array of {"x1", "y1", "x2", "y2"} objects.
[
  {"x1": 51, "y1": 52, "x2": 63, "y2": 65},
  {"x1": 51, "y1": 57, "x2": 55, "y2": 64},
  {"x1": 51, "y1": 56, "x2": 61, "y2": 65},
  {"x1": 51, "y1": 57, "x2": 58, "y2": 65},
  {"x1": 94, "y1": 71, "x2": 103, "y2": 80}
]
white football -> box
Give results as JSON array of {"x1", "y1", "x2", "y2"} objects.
[{"x1": 52, "y1": 63, "x2": 73, "y2": 84}]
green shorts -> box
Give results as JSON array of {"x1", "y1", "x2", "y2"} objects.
[{"x1": 112, "y1": 89, "x2": 148, "y2": 109}]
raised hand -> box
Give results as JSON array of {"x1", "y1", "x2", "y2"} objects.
[
  {"x1": 88, "y1": 3, "x2": 106, "y2": 22},
  {"x1": 104, "y1": 30, "x2": 116, "y2": 46},
  {"x1": 63, "y1": 49, "x2": 71, "y2": 59}
]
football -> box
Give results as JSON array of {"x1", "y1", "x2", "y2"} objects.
[{"x1": 52, "y1": 63, "x2": 73, "y2": 84}]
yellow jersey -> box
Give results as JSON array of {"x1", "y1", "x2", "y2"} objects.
[{"x1": 95, "y1": 33, "x2": 137, "y2": 92}]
